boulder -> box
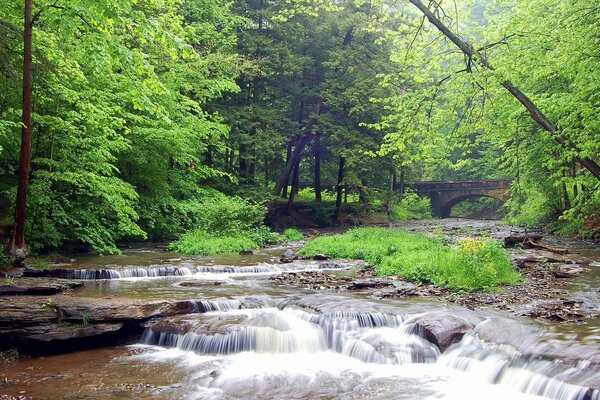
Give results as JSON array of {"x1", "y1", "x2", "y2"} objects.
[
  {"x1": 280, "y1": 249, "x2": 296, "y2": 263},
  {"x1": 407, "y1": 312, "x2": 479, "y2": 351}
]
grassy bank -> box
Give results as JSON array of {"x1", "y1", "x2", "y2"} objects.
[{"x1": 298, "y1": 227, "x2": 520, "y2": 291}]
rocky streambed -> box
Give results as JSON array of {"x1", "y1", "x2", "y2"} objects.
[{"x1": 0, "y1": 219, "x2": 599, "y2": 400}]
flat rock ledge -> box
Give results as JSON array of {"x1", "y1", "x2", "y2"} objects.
[{"x1": 0, "y1": 295, "x2": 216, "y2": 354}]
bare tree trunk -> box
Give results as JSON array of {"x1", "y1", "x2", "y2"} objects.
[
  {"x1": 264, "y1": 157, "x2": 269, "y2": 187},
  {"x1": 287, "y1": 160, "x2": 300, "y2": 211},
  {"x1": 7, "y1": 0, "x2": 33, "y2": 264},
  {"x1": 387, "y1": 167, "x2": 395, "y2": 213},
  {"x1": 282, "y1": 142, "x2": 292, "y2": 198},
  {"x1": 408, "y1": 0, "x2": 600, "y2": 181},
  {"x1": 314, "y1": 129, "x2": 322, "y2": 201},
  {"x1": 272, "y1": 134, "x2": 310, "y2": 198},
  {"x1": 333, "y1": 157, "x2": 345, "y2": 221}
]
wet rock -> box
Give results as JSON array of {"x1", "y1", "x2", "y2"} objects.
[
  {"x1": 145, "y1": 313, "x2": 248, "y2": 336},
  {"x1": 312, "y1": 254, "x2": 330, "y2": 261},
  {"x1": 279, "y1": 249, "x2": 296, "y2": 263},
  {"x1": 22, "y1": 268, "x2": 73, "y2": 279},
  {"x1": 516, "y1": 299, "x2": 585, "y2": 322},
  {"x1": 26, "y1": 323, "x2": 125, "y2": 342},
  {"x1": 407, "y1": 312, "x2": 479, "y2": 351},
  {"x1": 161, "y1": 258, "x2": 182, "y2": 263},
  {"x1": 0, "y1": 278, "x2": 83, "y2": 296},
  {"x1": 239, "y1": 250, "x2": 253, "y2": 255},
  {"x1": 0, "y1": 295, "x2": 246, "y2": 354},
  {"x1": 347, "y1": 280, "x2": 395, "y2": 290},
  {"x1": 179, "y1": 280, "x2": 225, "y2": 287},
  {"x1": 550, "y1": 265, "x2": 587, "y2": 278}
]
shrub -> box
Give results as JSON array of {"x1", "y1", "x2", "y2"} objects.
[
  {"x1": 298, "y1": 227, "x2": 519, "y2": 292},
  {"x1": 283, "y1": 228, "x2": 304, "y2": 241},
  {"x1": 390, "y1": 190, "x2": 432, "y2": 220}
]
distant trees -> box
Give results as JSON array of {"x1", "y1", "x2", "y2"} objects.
[{"x1": 1, "y1": 0, "x2": 598, "y2": 255}]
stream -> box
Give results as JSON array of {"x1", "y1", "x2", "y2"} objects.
[{"x1": 1, "y1": 219, "x2": 599, "y2": 400}]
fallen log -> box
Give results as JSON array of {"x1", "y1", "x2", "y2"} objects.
[
  {"x1": 503, "y1": 234, "x2": 543, "y2": 248},
  {"x1": 525, "y1": 240, "x2": 569, "y2": 254}
]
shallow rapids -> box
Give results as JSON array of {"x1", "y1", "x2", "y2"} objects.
[
  {"x1": 137, "y1": 300, "x2": 599, "y2": 400},
  {"x1": 4, "y1": 219, "x2": 600, "y2": 400}
]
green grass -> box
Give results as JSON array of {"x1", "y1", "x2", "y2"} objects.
[
  {"x1": 32, "y1": 261, "x2": 50, "y2": 270},
  {"x1": 283, "y1": 228, "x2": 304, "y2": 241},
  {"x1": 298, "y1": 227, "x2": 520, "y2": 292},
  {"x1": 169, "y1": 228, "x2": 282, "y2": 256}
]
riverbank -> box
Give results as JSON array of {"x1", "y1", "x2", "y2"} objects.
[
  {"x1": 1, "y1": 219, "x2": 599, "y2": 399},
  {"x1": 1, "y1": 219, "x2": 598, "y2": 354}
]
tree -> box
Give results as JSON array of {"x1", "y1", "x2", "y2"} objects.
[{"x1": 6, "y1": 0, "x2": 33, "y2": 265}]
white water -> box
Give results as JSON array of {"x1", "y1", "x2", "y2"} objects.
[
  {"x1": 67, "y1": 261, "x2": 352, "y2": 280},
  {"x1": 139, "y1": 306, "x2": 599, "y2": 400}
]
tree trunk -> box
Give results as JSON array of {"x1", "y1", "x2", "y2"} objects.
[
  {"x1": 239, "y1": 143, "x2": 247, "y2": 178},
  {"x1": 7, "y1": 0, "x2": 33, "y2": 264},
  {"x1": 286, "y1": 159, "x2": 300, "y2": 211},
  {"x1": 408, "y1": 0, "x2": 600, "y2": 181},
  {"x1": 272, "y1": 135, "x2": 310, "y2": 197},
  {"x1": 264, "y1": 157, "x2": 269, "y2": 187},
  {"x1": 399, "y1": 167, "x2": 405, "y2": 197},
  {"x1": 387, "y1": 167, "x2": 395, "y2": 213},
  {"x1": 333, "y1": 157, "x2": 345, "y2": 221},
  {"x1": 314, "y1": 129, "x2": 322, "y2": 201},
  {"x1": 282, "y1": 142, "x2": 292, "y2": 198}
]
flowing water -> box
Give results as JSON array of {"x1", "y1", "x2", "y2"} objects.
[{"x1": 3, "y1": 220, "x2": 600, "y2": 400}]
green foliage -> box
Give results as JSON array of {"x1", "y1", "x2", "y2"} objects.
[
  {"x1": 390, "y1": 190, "x2": 432, "y2": 221},
  {"x1": 283, "y1": 228, "x2": 304, "y2": 241},
  {"x1": 299, "y1": 228, "x2": 519, "y2": 291},
  {"x1": 193, "y1": 195, "x2": 266, "y2": 234},
  {"x1": 31, "y1": 261, "x2": 50, "y2": 270},
  {"x1": 168, "y1": 193, "x2": 281, "y2": 255},
  {"x1": 170, "y1": 230, "x2": 264, "y2": 255},
  {"x1": 0, "y1": 348, "x2": 19, "y2": 368}
]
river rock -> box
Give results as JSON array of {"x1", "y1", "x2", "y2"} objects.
[
  {"x1": 407, "y1": 312, "x2": 480, "y2": 351},
  {"x1": 179, "y1": 280, "x2": 225, "y2": 287},
  {"x1": 550, "y1": 264, "x2": 587, "y2": 278},
  {"x1": 346, "y1": 280, "x2": 395, "y2": 290},
  {"x1": 312, "y1": 254, "x2": 330, "y2": 261},
  {"x1": 239, "y1": 250, "x2": 253, "y2": 255},
  {"x1": 280, "y1": 249, "x2": 296, "y2": 263},
  {"x1": 0, "y1": 278, "x2": 83, "y2": 296}
]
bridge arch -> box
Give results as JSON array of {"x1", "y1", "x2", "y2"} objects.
[
  {"x1": 439, "y1": 194, "x2": 505, "y2": 218},
  {"x1": 407, "y1": 179, "x2": 512, "y2": 218}
]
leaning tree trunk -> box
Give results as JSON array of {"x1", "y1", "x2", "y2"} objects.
[
  {"x1": 286, "y1": 160, "x2": 301, "y2": 211},
  {"x1": 408, "y1": 0, "x2": 600, "y2": 181},
  {"x1": 333, "y1": 157, "x2": 345, "y2": 221},
  {"x1": 7, "y1": 0, "x2": 33, "y2": 264}
]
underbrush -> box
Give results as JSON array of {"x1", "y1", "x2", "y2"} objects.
[
  {"x1": 169, "y1": 195, "x2": 282, "y2": 255},
  {"x1": 283, "y1": 228, "x2": 304, "y2": 241},
  {"x1": 298, "y1": 227, "x2": 519, "y2": 291}
]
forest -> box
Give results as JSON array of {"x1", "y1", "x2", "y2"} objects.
[{"x1": 1, "y1": 0, "x2": 599, "y2": 260}]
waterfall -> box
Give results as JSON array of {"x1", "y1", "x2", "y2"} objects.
[
  {"x1": 65, "y1": 261, "x2": 351, "y2": 280},
  {"x1": 439, "y1": 334, "x2": 599, "y2": 400}
]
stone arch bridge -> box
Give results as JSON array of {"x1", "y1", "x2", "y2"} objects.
[{"x1": 406, "y1": 179, "x2": 512, "y2": 218}]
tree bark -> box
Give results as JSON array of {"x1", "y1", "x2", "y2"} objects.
[
  {"x1": 286, "y1": 159, "x2": 300, "y2": 211},
  {"x1": 7, "y1": 0, "x2": 34, "y2": 262},
  {"x1": 272, "y1": 134, "x2": 311, "y2": 198},
  {"x1": 387, "y1": 167, "x2": 395, "y2": 213},
  {"x1": 314, "y1": 129, "x2": 322, "y2": 201},
  {"x1": 282, "y1": 142, "x2": 292, "y2": 198},
  {"x1": 264, "y1": 157, "x2": 269, "y2": 187},
  {"x1": 408, "y1": 0, "x2": 600, "y2": 181},
  {"x1": 333, "y1": 157, "x2": 345, "y2": 221}
]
